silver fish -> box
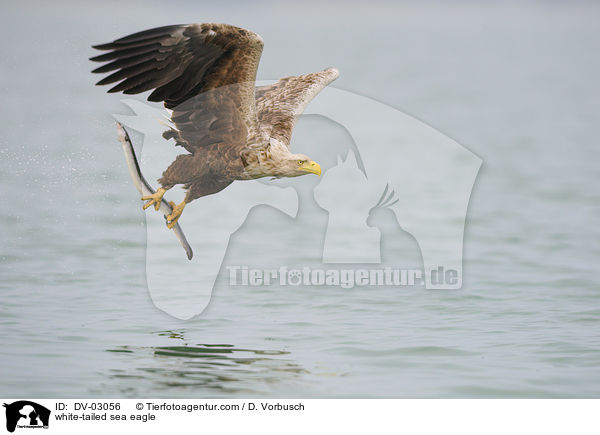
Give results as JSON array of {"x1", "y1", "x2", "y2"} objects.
[{"x1": 116, "y1": 122, "x2": 193, "y2": 260}]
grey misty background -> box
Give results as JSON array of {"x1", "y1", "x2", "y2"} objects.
[{"x1": 1, "y1": 0, "x2": 599, "y2": 397}]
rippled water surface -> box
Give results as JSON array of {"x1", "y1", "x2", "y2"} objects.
[{"x1": 1, "y1": 1, "x2": 600, "y2": 398}]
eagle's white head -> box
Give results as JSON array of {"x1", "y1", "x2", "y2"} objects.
[{"x1": 266, "y1": 140, "x2": 321, "y2": 178}]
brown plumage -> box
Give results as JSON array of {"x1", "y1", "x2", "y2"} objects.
[{"x1": 91, "y1": 23, "x2": 338, "y2": 228}]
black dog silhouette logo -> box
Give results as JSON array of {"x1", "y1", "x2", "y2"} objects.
[{"x1": 3, "y1": 401, "x2": 50, "y2": 433}]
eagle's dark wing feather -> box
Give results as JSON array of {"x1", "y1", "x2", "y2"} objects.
[
  {"x1": 255, "y1": 68, "x2": 339, "y2": 147},
  {"x1": 91, "y1": 23, "x2": 265, "y2": 153}
]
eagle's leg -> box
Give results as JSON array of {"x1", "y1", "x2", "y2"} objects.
[
  {"x1": 167, "y1": 201, "x2": 186, "y2": 229},
  {"x1": 157, "y1": 151, "x2": 233, "y2": 229},
  {"x1": 142, "y1": 187, "x2": 169, "y2": 211}
]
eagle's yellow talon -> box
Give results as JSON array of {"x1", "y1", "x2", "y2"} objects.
[
  {"x1": 141, "y1": 187, "x2": 166, "y2": 211},
  {"x1": 166, "y1": 201, "x2": 186, "y2": 229}
]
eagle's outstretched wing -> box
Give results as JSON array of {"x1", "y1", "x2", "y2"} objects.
[
  {"x1": 255, "y1": 68, "x2": 339, "y2": 146},
  {"x1": 91, "y1": 23, "x2": 265, "y2": 152}
]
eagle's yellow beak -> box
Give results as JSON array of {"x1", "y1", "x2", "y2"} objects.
[{"x1": 301, "y1": 160, "x2": 322, "y2": 176}]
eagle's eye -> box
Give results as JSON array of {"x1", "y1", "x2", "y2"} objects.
[{"x1": 297, "y1": 160, "x2": 304, "y2": 166}]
